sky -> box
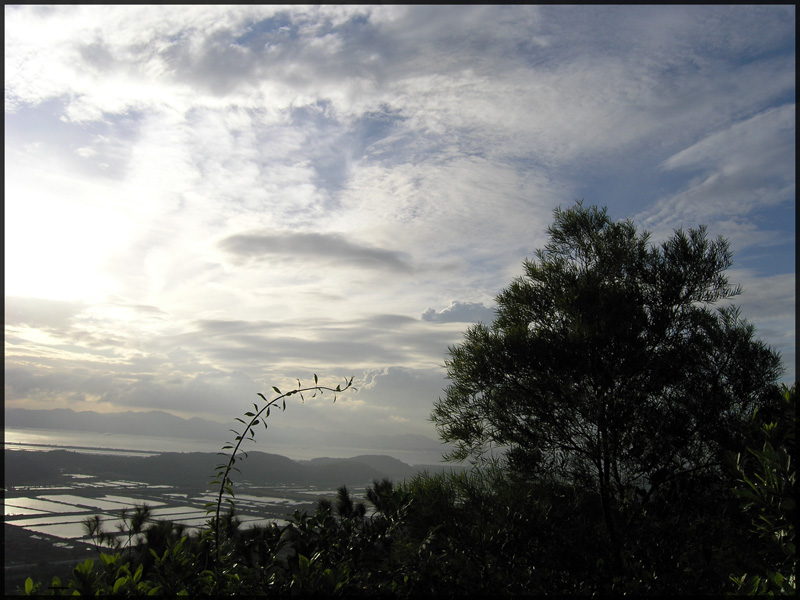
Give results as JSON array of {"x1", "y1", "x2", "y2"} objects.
[{"x1": 4, "y1": 5, "x2": 796, "y2": 456}]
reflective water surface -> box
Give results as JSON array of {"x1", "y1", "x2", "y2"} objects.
[{"x1": 5, "y1": 479, "x2": 347, "y2": 543}]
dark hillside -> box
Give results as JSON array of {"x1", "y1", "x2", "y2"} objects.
[
  {"x1": 4, "y1": 449, "x2": 453, "y2": 489},
  {"x1": 302, "y1": 454, "x2": 421, "y2": 480}
]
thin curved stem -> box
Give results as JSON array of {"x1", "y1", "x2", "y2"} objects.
[{"x1": 212, "y1": 377, "x2": 355, "y2": 569}]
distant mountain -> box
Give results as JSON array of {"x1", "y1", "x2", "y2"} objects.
[
  {"x1": 4, "y1": 449, "x2": 460, "y2": 489},
  {"x1": 301, "y1": 455, "x2": 422, "y2": 480}
]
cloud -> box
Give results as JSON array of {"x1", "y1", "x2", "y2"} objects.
[
  {"x1": 659, "y1": 104, "x2": 795, "y2": 217},
  {"x1": 179, "y1": 313, "x2": 462, "y2": 374},
  {"x1": 4, "y1": 6, "x2": 795, "y2": 445},
  {"x1": 5, "y1": 297, "x2": 86, "y2": 330},
  {"x1": 219, "y1": 231, "x2": 415, "y2": 273},
  {"x1": 421, "y1": 301, "x2": 496, "y2": 324},
  {"x1": 349, "y1": 366, "x2": 450, "y2": 434},
  {"x1": 725, "y1": 270, "x2": 796, "y2": 384},
  {"x1": 635, "y1": 103, "x2": 796, "y2": 248},
  {"x1": 6, "y1": 6, "x2": 790, "y2": 165}
]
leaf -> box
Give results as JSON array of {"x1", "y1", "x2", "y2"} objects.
[
  {"x1": 736, "y1": 487, "x2": 760, "y2": 502},
  {"x1": 24, "y1": 578, "x2": 33, "y2": 594},
  {"x1": 99, "y1": 553, "x2": 116, "y2": 567},
  {"x1": 273, "y1": 386, "x2": 281, "y2": 394},
  {"x1": 298, "y1": 553, "x2": 311, "y2": 574},
  {"x1": 314, "y1": 373, "x2": 318, "y2": 384},
  {"x1": 769, "y1": 572, "x2": 784, "y2": 587}
]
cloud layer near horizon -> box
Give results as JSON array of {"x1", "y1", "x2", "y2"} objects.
[{"x1": 4, "y1": 6, "x2": 795, "y2": 450}]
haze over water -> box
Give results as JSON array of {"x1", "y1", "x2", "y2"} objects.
[{"x1": 4, "y1": 427, "x2": 449, "y2": 465}]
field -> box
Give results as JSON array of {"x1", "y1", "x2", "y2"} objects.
[{"x1": 3, "y1": 448, "x2": 404, "y2": 595}]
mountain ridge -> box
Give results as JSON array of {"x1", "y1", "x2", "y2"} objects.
[{"x1": 4, "y1": 448, "x2": 460, "y2": 488}]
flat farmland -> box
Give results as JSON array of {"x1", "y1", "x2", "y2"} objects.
[{"x1": 4, "y1": 449, "x2": 398, "y2": 596}]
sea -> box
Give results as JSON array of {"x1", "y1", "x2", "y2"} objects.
[{"x1": 3, "y1": 427, "x2": 449, "y2": 466}]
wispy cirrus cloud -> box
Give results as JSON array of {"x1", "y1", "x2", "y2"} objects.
[
  {"x1": 645, "y1": 104, "x2": 796, "y2": 227},
  {"x1": 635, "y1": 103, "x2": 796, "y2": 267}
]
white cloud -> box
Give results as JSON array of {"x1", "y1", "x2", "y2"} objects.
[{"x1": 421, "y1": 302, "x2": 496, "y2": 324}]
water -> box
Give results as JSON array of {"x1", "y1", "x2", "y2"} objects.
[
  {"x1": 4, "y1": 427, "x2": 449, "y2": 465},
  {"x1": 5, "y1": 485, "x2": 328, "y2": 541},
  {"x1": 4, "y1": 428, "x2": 219, "y2": 457}
]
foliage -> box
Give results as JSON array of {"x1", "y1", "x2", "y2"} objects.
[
  {"x1": 430, "y1": 202, "x2": 784, "y2": 589},
  {"x1": 392, "y1": 463, "x2": 551, "y2": 594},
  {"x1": 731, "y1": 383, "x2": 796, "y2": 595}
]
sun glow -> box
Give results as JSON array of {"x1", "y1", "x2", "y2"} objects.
[{"x1": 5, "y1": 169, "x2": 130, "y2": 303}]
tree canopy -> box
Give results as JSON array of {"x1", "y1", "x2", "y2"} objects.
[{"x1": 432, "y1": 202, "x2": 783, "y2": 563}]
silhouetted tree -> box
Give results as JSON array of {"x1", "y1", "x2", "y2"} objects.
[
  {"x1": 117, "y1": 503, "x2": 151, "y2": 562},
  {"x1": 432, "y1": 202, "x2": 783, "y2": 585}
]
